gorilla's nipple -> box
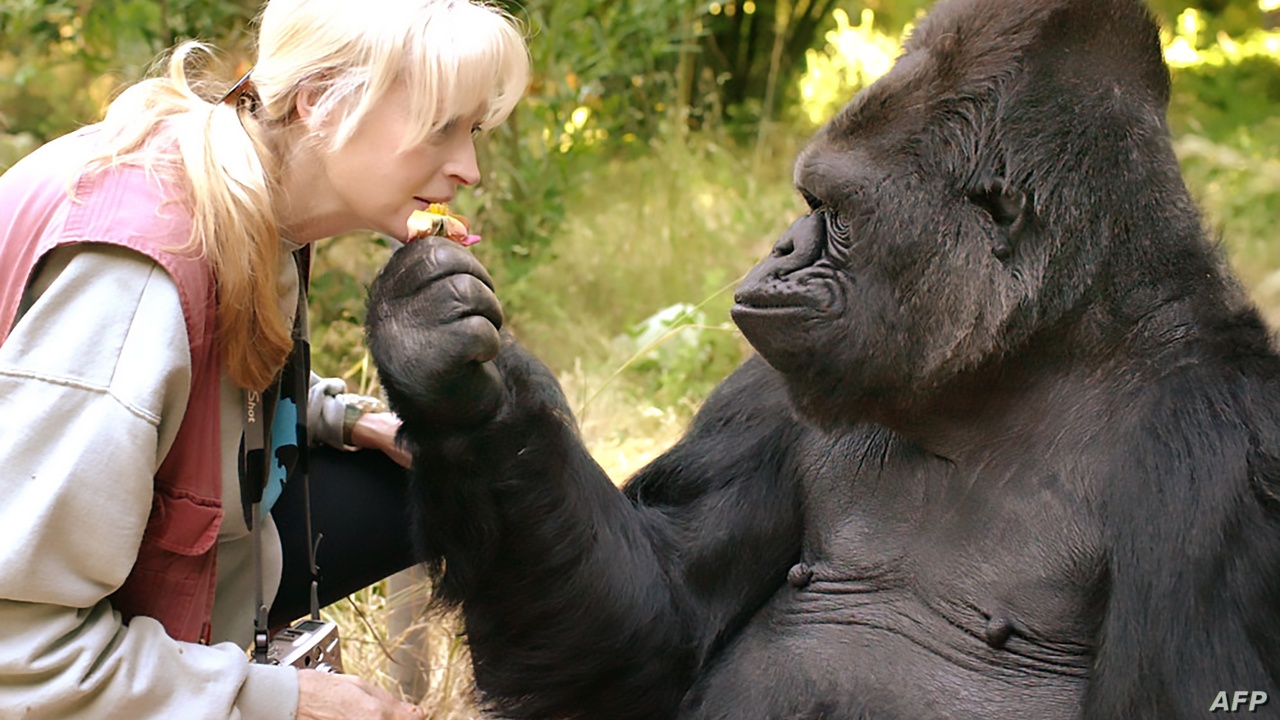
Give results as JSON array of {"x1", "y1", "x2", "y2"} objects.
[
  {"x1": 984, "y1": 613, "x2": 1015, "y2": 649},
  {"x1": 787, "y1": 563, "x2": 814, "y2": 588}
]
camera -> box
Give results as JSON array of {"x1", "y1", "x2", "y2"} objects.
[{"x1": 268, "y1": 619, "x2": 344, "y2": 673}]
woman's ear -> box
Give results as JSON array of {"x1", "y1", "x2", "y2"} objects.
[{"x1": 294, "y1": 85, "x2": 320, "y2": 126}]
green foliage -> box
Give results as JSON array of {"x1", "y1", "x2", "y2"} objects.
[
  {"x1": 796, "y1": 7, "x2": 904, "y2": 127},
  {"x1": 694, "y1": 0, "x2": 848, "y2": 131},
  {"x1": 1164, "y1": 9, "x2": 1280, "y2": 141},
  {"x1": 1176, "y1": 133, "x2": 1280, "y2": 286},
  {"x1": 613, "y1": 301, "x2": 745, "y2": 410},
  {"x1": 0, "y1": 0, "x2": 256, "y2": 147},
  {"x1": 1170, "y1": 54, "x2": 1280, "y2": 140},
  {"x1": 1147, "y1": 0, "x2": 1267, "y2": 34},
  {"x1": 457, "y1": 0, "x2": 700, "y2": 291},
  {"x1": 859, "y1": 0, "x2": 933, "y2": 28},
  {"x1": 306, "y1": 234, "x2": 395, "y2": 393},
  {"x1": 1, "y1": 0, "x2": 256, "y2": 63},
  {"x1": 1162, "y1": 9, "x2": 1280, "y2": 294},
  {"x1": 1169, "y1": 55, "x2": 1280, "y2": 286},
  {"x1": 493, "y1": 124, "x2": 803, "y2": 415}
]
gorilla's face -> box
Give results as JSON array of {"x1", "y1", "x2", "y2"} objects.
[
  {"x1": 732, "y1": 0, "x2": 1173, "y2": 428},
  {"x1": 733, "y1": 54, "x2": 1038, "y2": 425}
]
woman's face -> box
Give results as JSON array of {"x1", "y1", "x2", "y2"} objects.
[{"x1": 313, "y1": 82, "x2": 483, "y2": 242}]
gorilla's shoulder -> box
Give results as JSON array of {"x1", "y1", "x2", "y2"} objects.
[
  {"x1": 688, "y1": 355, "x2": 796, "y2": 434},
  {"x1": 1098, "y1": 329, "x2": 1280, "y2": 509},
  {"x1": 623, "y1": 356, "x2": 808, "y2": 505}
]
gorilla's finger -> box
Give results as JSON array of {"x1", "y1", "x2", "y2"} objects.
[
  {"x1": 372, "y1": 272, "x2": 503, "y2": 332},
  {"x1": 442, "y1": 273, "x2": 505, "y2": 330},
  {"x1": 422, "y1": 239, "x2": 494, "y2": 289},
  {"x1": 378, "y1": 236, "x2": 495, "y2": 299},
  {"x1": 450, "y1": 314, "x2": 504, "y2": 364}
]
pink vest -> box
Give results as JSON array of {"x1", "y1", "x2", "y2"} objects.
[{"x1": 0, "y1": 128, "x2": 223, "y2": 644}]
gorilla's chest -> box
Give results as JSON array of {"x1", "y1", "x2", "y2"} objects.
[
  {"x1": 684, "y1": 429, "x2": 1103, "y2": 719},
  {"x1": 799, "y1": 429, "x2": 1104, "y2": 620}
]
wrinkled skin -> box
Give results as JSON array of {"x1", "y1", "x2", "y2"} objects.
[{"x1": 366, "y1": 0, "x2": 1280, "y2": 717}]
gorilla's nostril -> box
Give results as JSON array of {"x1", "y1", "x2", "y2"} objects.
[{"x1": 774, "y1": 237, "x2": 795, "y2": 257}]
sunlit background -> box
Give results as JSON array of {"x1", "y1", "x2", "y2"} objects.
[{"x1": 2, "y1": 1, "x2": 1278, "y2": 715}]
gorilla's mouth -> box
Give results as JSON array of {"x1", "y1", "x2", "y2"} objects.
[
  {"x1": 731, "y1": 284, "x2": 831, "y2": 368},
  {"x1": 730, "y1": 296, "x2": 820, "y2": 331},
  {"x1": 730, "y1": 295, "x2": 825, "y2": 375},
  {"x1": 732, "y1": 282, "x2": 836, "y2": 316},
  {"x1": 732, "y1": 291, "x2": 809, "y2": 311}
]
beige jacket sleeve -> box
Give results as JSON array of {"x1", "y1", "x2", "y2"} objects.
[{"x1": 0, "y1": 244, "x2": 297, "y2": 719}]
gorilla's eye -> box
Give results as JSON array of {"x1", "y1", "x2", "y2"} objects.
[{"x1": 969, "y1": 183, "x2": 1027, "y2": 227}]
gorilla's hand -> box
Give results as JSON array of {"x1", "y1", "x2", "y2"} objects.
[{"x1": 367, "y1": 236, "x2": 505, "y2": 429}]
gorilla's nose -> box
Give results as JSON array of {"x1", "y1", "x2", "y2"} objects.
[
  {"x1": 758, "y1": 214, "x2": 825, "y2": 280},
  {"x1": 734, "y1": 214, "x2": 826, "y2": 308}
]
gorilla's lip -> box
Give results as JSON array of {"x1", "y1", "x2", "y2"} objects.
[
  {"x1": 730, "y1": 301, "x2": 812, "y2": 317},
  {"x1": 732, "y1": 286, "x2": 830, "y2": 313},
  {"x1": 730, "y1": 299, "x2": 824, "y2": 332}
]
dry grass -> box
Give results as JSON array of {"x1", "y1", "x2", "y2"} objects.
[{"x1": 323, "y1": 579, "x2": 482, "y2": 718}]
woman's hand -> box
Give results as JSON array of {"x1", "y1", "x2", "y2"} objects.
[
  {"x1": 296, "y1": 668, "x2": 422, "y2": 719},
  {"x1": 348, "y1": 411, "x2": 413, "y2": 467}
]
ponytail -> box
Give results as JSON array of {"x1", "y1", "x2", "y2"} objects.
[
  {"x1": 85, "y1": 0, "x2": 531, "y2": 391},
  {"x1": 91, "y1": 43, "x2": 292, "y2": 391}
]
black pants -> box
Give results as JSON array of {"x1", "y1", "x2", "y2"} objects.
[{"x1": 268, "y1": 444, "x2": 419, "y2": 629}]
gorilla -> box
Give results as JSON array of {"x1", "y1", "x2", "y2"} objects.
[{"x1": 365, "y1": 0, "x2": 1280, "y2": 717}]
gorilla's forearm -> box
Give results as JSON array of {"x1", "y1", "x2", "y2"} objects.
[{"x1": 399, "y1": 348, "x2": 805, "y2": 719}]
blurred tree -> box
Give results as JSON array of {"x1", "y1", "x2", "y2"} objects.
[
  {"x1": 0, "y1": 0, "x2": 257, "y2": 147},
  {"x1": 1146, "y1": 0, "x2": 1265, "y2": 32},
  {"x1": 698, "y1": 0, "x2": 838, "y2": 124},
  {"x1": 466, "y1": 0, "x2": 701, "y2": 290}
]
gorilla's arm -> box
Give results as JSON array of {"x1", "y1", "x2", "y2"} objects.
[
  {"x1": 397, "y1": 337, "x2": 805, "y2": 719},
  {"x1": 1084, "y1": 383, "x2": 1280, "y2": 718}
]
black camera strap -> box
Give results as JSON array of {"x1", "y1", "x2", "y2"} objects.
[
  {"x1": 241, "y1": 247, "x2": 321, "y2": 664},
  {"x1": 243, "y1": 383, "x2": 271, "y2": 663},
  {"x1": 292, "y1": 250, "x2": 323, "y2": 623}
]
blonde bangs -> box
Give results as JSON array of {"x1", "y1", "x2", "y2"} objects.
[
  {"x1": 400, "y1": 1, "x2": 530, "y2": 148},
  {"x1": 266, "y1": 0, "x2": 528, "y2": 153}
]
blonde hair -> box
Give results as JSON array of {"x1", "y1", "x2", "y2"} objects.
[{"x1": 90, "y1": 0, "x2": 529, "y2": 391}]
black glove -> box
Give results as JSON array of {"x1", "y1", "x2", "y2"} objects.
[{"x1": 367, "y1": 236, "x2": 505, "y2": 429}]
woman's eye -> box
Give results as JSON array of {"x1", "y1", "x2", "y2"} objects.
[{"x1": 470, "y1": 123, "x2": 484, "y2": 137}]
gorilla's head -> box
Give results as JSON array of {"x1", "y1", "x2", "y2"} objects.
[{"x1": 732, "y1": 0, "x2": 1212, "y2": 428}]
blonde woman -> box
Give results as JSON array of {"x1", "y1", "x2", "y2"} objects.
[{"x1": 0, "y1": 0, "x2": 528, "y2": 717}]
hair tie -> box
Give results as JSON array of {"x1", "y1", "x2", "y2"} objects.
[{"x1": 218, "y1": 69, "x2": 260, "y2": 111}]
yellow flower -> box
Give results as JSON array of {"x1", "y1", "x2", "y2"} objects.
[{"x1": 406, "y1": 204, "x2": 480, "y2": 246}]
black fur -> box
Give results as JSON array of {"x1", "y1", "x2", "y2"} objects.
[{"x1": 367, "y1": 0, "x2": 1280, "y2": 717}]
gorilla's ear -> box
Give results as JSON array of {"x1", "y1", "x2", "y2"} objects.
[{"x1": 970, "y1": 176, "x2": 1030, "y2": 262}]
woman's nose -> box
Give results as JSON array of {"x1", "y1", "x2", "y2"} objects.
[{"x1": 446, "y1": 138, "x2": 481, "y2": 187}]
